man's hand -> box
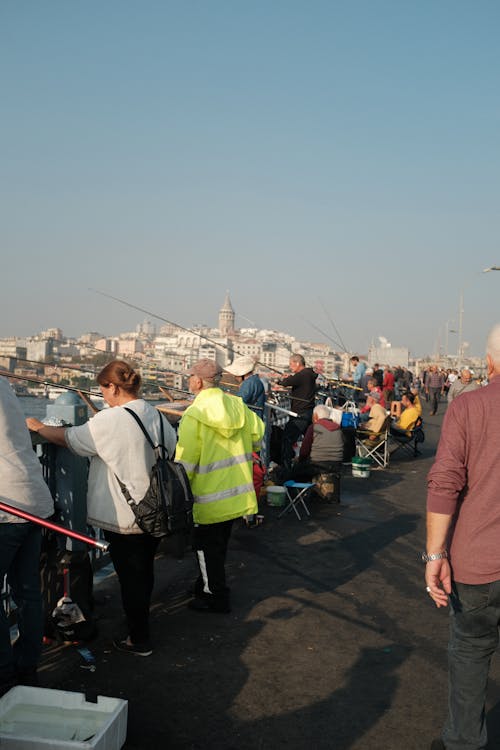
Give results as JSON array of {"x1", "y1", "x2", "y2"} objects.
[{"x1": 425, "y1": 559, "x2": 452, "y2": 608}]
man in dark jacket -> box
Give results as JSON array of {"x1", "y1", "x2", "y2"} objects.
[{"x1": 278, "y1": 354, "x2": 318, "y2": 471}]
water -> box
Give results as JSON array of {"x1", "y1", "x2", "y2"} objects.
[
  {"x1": 0, "y1": 703, "x2": 106, "y2": 741},
  {"x1": 19, "y1": 396, "x2": 96, "y2": 421},
  {"x1": 18, "y1": 397, "x2": 51, "y2": 420}
]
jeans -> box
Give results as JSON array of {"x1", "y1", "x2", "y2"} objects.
[
  {"x1": 0, "y1": 523, "x2": 43, "y2": 683},
  {"x1": 442, "y1": 579, "x2": 500, "y2": 750},
  {"x1": 429, "y1": 387, "x2": 441, "y2": 413},
  {"x1": 281, "y1": 411, "x2": 313, "y2": 471}
]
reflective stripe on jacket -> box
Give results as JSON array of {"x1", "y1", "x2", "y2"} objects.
[{"x1": 175, "y1": 388, "x2": 265, "y2": 524}]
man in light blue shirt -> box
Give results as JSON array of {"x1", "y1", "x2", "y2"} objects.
[{"x1": 350, "y1": 356, "x2": 366, "y2": 402}]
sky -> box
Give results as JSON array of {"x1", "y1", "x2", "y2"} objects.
[{"x1": 1, "y1": 0, "x2": 499, "y2": 358}]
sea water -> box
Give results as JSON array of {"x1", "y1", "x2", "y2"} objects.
[
  {"x1": 18, "y1": 397, "x2": 51, "y2": 420},
  {"x1": 0, "y1": 703, "x2": 105, "y2": 741}
]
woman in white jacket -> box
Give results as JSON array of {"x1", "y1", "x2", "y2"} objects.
[{"x1": 27, "y1": 360, "x2": 176, "y2": 657}]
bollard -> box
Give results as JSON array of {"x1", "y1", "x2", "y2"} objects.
[
  {"x1": 42, "y1": 392, "x2": 97, "y2": 640},
  {"x1": 46, "y1": 392, "x2": 89, "y2": 552}
]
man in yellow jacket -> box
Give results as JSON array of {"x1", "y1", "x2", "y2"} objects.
[{"x1": 176, "y1": 358, "x2": 265, "y2": 613}]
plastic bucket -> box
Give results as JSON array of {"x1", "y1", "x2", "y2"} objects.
[
  {"x1": 352, "y1": 457, "x2": 371, "y2": 479},
  {"x1": 266, "y1": 486, "x2": 287, "y2": 507}
]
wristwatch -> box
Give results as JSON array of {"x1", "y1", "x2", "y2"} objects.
[{"x1": 421, "y1": 550, "x2": 448, "y2": 563}]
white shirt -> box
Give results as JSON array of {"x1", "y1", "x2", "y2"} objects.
[
  {"x1": 0, "y1": 377, "x2": 54, "y2": 523},
  {"x1": 65, "y1": 399, "x2": 177, "y2": 534}
]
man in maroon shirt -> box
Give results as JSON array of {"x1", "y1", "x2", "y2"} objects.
[{"x1": 425, "y1": 323, "x2": 500, "y2": 750}]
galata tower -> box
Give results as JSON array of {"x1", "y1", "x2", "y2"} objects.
[{"x1": 218, "y1": 292, "x2": 235, "y2": 336}]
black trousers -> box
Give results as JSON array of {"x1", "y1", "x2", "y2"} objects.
[
  {"x1": 281, "y1": 411, "x2": 313, "y2": 471},
  {"x1": 104, "y1": 531, "x2": 159, "y2": 644},
  {"x1": 193, "y1": 520, "x2": 234, "y2": 609}
]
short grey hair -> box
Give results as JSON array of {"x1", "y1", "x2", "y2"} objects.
[
  {"x1": 290, "y1": 353, "x2": 305, "y2": 366},
  {"x1": 201, "y1": 374, "x2": 221, "y2": 388},
  {"x1": 486, "y1": 323, "x2": 500, "y2": 365},
  {"x1": 314, "y1": 404, "x2": 331, "y2": 420}
]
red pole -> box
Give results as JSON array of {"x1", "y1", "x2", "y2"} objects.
[{"x1": 0, "y1": 501, "x2": 109, "y2": 551}]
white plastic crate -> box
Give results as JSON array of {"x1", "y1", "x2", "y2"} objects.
[{"x1": 0, "y1": 686, "x2": 127, "y2": 750}]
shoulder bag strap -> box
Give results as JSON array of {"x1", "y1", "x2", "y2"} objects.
[{"x1": 123, "y1": 406, "x2": 168, "y2": 459}]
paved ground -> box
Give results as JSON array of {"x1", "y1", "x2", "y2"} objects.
[{"x1": 39, "y1": 404, "x2": 500, "y2": 749}]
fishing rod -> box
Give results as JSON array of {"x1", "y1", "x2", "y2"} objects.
[
  {"x1": 78, "y1": 343, "x2": 193, "y2": 397},
  {"x1": 0, "y1": 371, "x2": 107, "y2": 399},
  {"x1": 0, "y1": 501, "x2": 109, "y2": 551},
  {"x1": 318, "y1": 297, "x2": 349, "y2": 354},
  {"x1": 89, "y1": 289, "x2": 335, "y2": 409},
  {"x1": 90, "y1": 288, "x2": 287, "y2": 376},
  {"x1": 302, "y1": 316, "x2": 346, "y2": 354},
  {"x1": 8, "y1": 348, "x2": 193, "y2": 400},
  {"x1": 1, "y1": 356, "x2": 99, "y2": 375}
]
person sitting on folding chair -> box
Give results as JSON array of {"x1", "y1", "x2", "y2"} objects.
[
  {"x1": 359, "y1": 378, "x2": 385, "y2": 414},
  {"x1": 390, "y1": 392, "x2": 419, "y2": 438},
  {"x1": 357, "y1": 391, "x2": 387, "y2": 440},
  {"x1": 390, "y1": 387, "x2": 422, "y2": 419},
  {"x1": 288, "y1": 405, "x2": 344, "y2": 502}
]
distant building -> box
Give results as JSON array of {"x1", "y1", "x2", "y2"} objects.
[
  {"x1": 218, "y1": 292, "x2": 235, "y2": 336},
  {"x1": 0, "y1": 338, "x2": 27, "y2": 361},
  {"x1": 40, "y1": 327, "x2": 63, "y2": 341},
  {"x1": 26, "y1": 339, "x2": 53, "y2": 362},
  {"x1": 368, "y1": 344, "x2": 409, "y2": 368},
  {"x1": 136, "y1": 319, "x2": 156, "y2": 336},
  {"x1": 118, "y1": 339, "x2": 143, "y2": 357}
]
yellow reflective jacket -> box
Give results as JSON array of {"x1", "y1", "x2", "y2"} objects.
[{"x1": 175, "y1": 388, "x2": 265, "y2": 524}]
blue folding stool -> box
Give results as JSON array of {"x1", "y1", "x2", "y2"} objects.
[{"x1": 278, "y1": 480, "x2": 314, "y2": 520}]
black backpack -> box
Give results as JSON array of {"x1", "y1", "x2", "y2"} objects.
[{"x1": 116, "y1": 407, "x2": 193, "y2": 538}]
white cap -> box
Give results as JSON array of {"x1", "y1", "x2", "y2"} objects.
[{"x1": 224, "y1": 356, "x2": 255, "y2": 377}]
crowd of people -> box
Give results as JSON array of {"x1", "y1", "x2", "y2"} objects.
[{"x1": 2, "y1": 325, "x2": 498, "y2": 750}]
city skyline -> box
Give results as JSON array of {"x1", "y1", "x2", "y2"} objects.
[
  {"x1": 0, "y1": 283, "x2": 498, "y2": 362},
  {"x1": 2, "y1": 2, "x2": 499, "y2": 357}
]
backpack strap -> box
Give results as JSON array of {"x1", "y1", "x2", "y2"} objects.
[
  {"x1": 123, "y1": 407, "x2": 167, "y2": 459},
  {"x1": 116, "y1": 408, "x2": 168, "y2": 508}
]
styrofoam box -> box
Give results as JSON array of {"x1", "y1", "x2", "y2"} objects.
[{"x1": 0, "y1": 686, "x2": 128, "y2": 750}]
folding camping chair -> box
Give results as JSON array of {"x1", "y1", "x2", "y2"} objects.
[
  {"x1": 278, "y1": 481, "x2": 314, "y2": 520},
  {"x1": 389, "y1": 417, "x2": 425, "y2": 458},
  {"x1": 355, "y1": 416, "x2": 391, "y2": 469}
]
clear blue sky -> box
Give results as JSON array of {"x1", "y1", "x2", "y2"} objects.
[{"x1": 1, "y1": 0, "x2": 499, "y2": 357}]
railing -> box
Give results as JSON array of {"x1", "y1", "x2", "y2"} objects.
[{"x1": 1, "y1": 439, "x2": 110, "y2": 616}]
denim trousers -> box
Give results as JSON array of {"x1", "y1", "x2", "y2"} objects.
[
  {"x1": 0, "y1": 522, "x2": 43, "y2": 682},
  {"x1": 442, "y1": 579, "x2": 500, "y2": 750},
  {"x1": 429, "y1": 387, "x2": 441, "y2": 413}
]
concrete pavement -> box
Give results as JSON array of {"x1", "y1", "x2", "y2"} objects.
[{"x1": 39, "y1": 407, "x2": 500, "y2": 749}]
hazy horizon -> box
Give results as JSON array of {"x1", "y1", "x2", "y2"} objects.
[{"x1": 2, "y1": 1, "x2": 499, "y2": 358}]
